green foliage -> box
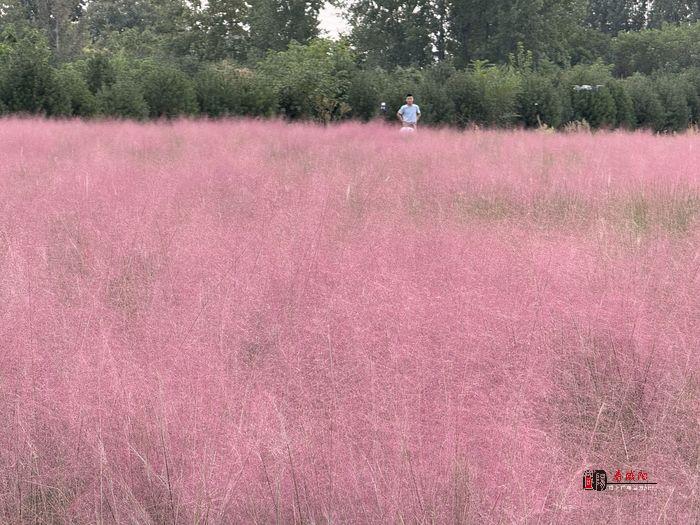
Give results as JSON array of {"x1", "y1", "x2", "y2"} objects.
[
  {"x1": 376, "y1": 66, "x2": 423, "y2": 120},
  {"x1": 679, "y1": 68, "x2": 700, "y2": 123},
  {"x1": 613, "y1": 22, "x2": 700, "y2": 76},
  {"x1": 346, "y1": 70, "x2": 381, "y2": 121},
  {"x1": 648, "y1": 0, "x2": 700, "y2": 28},
  {"x1": 446, "y1": 61, "x2": 521, "y2": 127},
  {"x1": 0, "y1": 26, "x2": 55, "y2": 114},
  {"x1": 190, "y1": 0, "x2": 248, "y2": 61},
  {"x1": 97, "y1": 76, "x2": 149, "y2": 119},
  {"x1": 195, "y1": 67, "x2": 232, "y2": 117},
  {"x1": 195, "y1": 62, "x2": 276, "y2": 117},
  {"x1": 586, "y1": 0, "x2": 648, "y2": 34},
  {"x1": 517, "y1": 73, "x2": 564, "y2": 128},
  {"x1": 259, "y1": 39, "x2": 355, "y2": 122},
  {"x1": 348, "y1": 0, "x2": 435, "y2": 68},
  {"x1": 449, "y1": 0, "x2": 587, "y2": 66},
  {"x1": 50, "y1": 65, "x2": 97, "y2": 116},
  {"x1": 1, "y1": 3, "x2": 700, "y2": 132},
  {"x1": 139, "y1": 62, "x2": 197, "y2": 118},
  {"x1": 84, "y1": 0, "x2": 195, "y2": 60},
  {"x1": 247, "y1": 0, "x2": 323, "y2": 58},
  {"x1": 560, "y1": 62, "x2": 616, "y2": 127},
  {"x1": 623, "y1": 73, "x2": 665, "y2": 130},
  {"x1": 566, "y1": 27, "x2": 613, "y2": 65},
  {"x1": 82, "y1": 52, "x2": 117, "y2": 94},
  {"x1": 418, "y1": 62, "x2": 457, "y2": 125},
  {"x1": 654, "y1": 74, "x2": 691, "y2": 131},
  {"x1": 606, "y1": 79, "x2": 635, "y2": 128}
]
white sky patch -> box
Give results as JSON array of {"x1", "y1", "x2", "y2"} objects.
[{"x1": 318, "y1": 3, "x2": 351, "y2": 39}]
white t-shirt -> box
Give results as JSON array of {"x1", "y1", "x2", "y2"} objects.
[{"x1": 398, "y1": 104, "x2": 421, "y2": 123}]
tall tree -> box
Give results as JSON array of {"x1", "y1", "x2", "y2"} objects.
[
  {"x1": 247, "y1": 0, "x2": 323, "y2": 58},
  {"x1": 0, "y1": 0, "x2": 85, "y2": 59},
  {"x1": 345, "y1": 0, "x2": 435, "y2": 68},
  {"x1": 649, "y1": 0, "x2": 700, "y2": 27},
  {"x1": 448, "y1": 0, "x2": 586, "y2": 66},
  {"x1": 83, "y1": 0, "x2": 194, "y2": 58},
  {"x1": 586, "y1": 0, "x2": 648, "y2": 34},
  {"x1": 190, "y1": 0, "x2": 248, "y2": 61}
]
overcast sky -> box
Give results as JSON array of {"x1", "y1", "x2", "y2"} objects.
[{"x1": 318, "y1": 3, "x2": 350, "y2": 38}]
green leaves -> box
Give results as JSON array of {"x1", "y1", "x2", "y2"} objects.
[{"x1": 259, "y1": 39, "x2": 355, "y2": 122}]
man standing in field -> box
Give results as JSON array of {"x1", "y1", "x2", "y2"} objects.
[{"x1": 397, "y1": 94, "x2": 421, "y2": 130}]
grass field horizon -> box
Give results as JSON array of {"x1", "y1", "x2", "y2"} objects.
[{"x1": 1, "y1": 118, "x2": 698, "y2": 523}]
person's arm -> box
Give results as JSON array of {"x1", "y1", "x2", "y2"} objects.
[{"x1": 397, "y1": 107, "x2": 404, "y2": 123}]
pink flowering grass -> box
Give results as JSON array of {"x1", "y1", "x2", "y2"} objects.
[{"x1": 0, "y1": 118, "x2": 698, "y2": 523}]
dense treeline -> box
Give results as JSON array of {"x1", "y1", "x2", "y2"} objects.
[{"x1": 2, "y1": 0, "x2": 700, "y2": 130}]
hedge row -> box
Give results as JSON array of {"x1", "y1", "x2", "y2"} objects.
[{"x1": 2, "y1": 29, "x2": 700, "y2": 131}]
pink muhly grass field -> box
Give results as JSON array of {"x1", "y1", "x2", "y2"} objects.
[{"x1": 0, "y1": 118, "x2": 699, "y2": 523}]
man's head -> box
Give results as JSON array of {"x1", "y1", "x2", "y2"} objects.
[{"x1": 405, "y1": 94, "x2": 414, "y2": 105}]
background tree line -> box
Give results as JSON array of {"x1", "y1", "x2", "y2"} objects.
[{"x1": 2, "y1": 0, "x2": 700, "y2": 130}]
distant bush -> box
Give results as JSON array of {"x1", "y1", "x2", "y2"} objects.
[
  {"x1": 51, "y1": 66, "x2": 97, "y2": 117},
  {"x1": 140, "y1": 63, "x2": 197, "y2": 118},
  {"x1": 606, "y1": 79, "x2": 635, "y2": 128},
  {"x1": 83, "y1": 52, "x2": 117, "y2": 94},
  {"x1": 259, "y1": 39, "x2": 355, "y2": 122},
  {"x1": 447, "y1": 61, "x2": 521, "y2": 127},
  {"x1": 560, "y1": 62, "x2": 617, "y2": 128},
  {"x1": 347, "y1": 70, "x2": 381, "y2": 121},
  {"x1": 97, "y1": 77, "x2": 149, "y2": 119},
  {"x1": 624, "y1": 73, "x2": 665, "y2": 130},
  {"x1": 654, "y1": 75, "x2": 691, "y2": 131},
  {"x1": 0, "y1": 26, "x2": 55, "y2": 114},
  {"x1": 518, "y1": 73, "x2": 564, "y2": 128},
  {"x1": 419, "y1": 62, "x2": 457, "y2": 125},
  {"x1": 613, "y1": 22, "x2": 700, "y2": 76},
  {"x1": 680, "y1": 68, "x2": 700, "y2": 124},
  {"x1": 195, "y1": 68, "x2": 230, "y2": 117}
]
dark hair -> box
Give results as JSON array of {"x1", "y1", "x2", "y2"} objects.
[{"x1": 406, "y1": 94, "x2": 413, "y2": 98}]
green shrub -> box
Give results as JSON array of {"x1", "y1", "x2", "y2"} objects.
[
  {"x1": 606, "y1": 79, "x2": 635, "y2": 129},
  {"x1": 196, "y1": 63, "x2": 276, "y2": 117},
  {"x1": 195, "y1": 67, "x2": 232, "y2": 117},
  {"x1": 517, "y1": 73, "x2": 564, "y2": 128},
  {"x1": 680, "y1": 68, "x2": 700, "y2": 123},
  {"x1": 560, "y1": 62, "x2": 616, "y2": 128},
  {"x1": 50, "y1": 66, "x2": 97, "y2": 117},
  {"x1": 0, "y1": 26, "x2": 55, "y2": 114},
  {"x1": 83, "y1": 52, "x2": 117, "y2": 94},
  {"x1": 97, "y1": 77, "x2": 149, "y2": 119},
  {"x1": 654, "y1": 74, "x2": 691, "y2": 131},
  {"x1": 259, "y1": 39, "x2": 356, "y2": 122},
  {"x1": 140, "y1": 64, "x2": 197, "y2": 118},
  {"x1": 347, "y1": 70, "x2": 381, "y2": 121},
  {"x1": 418, "y1": 62, "x2": 457, "y2": 125},
  {"x1": 447, "y1": 61, "x2": 521, "y2": 127},
  {"x1": 624, "y1": 73, "x2": 665, "y2": 130}
]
